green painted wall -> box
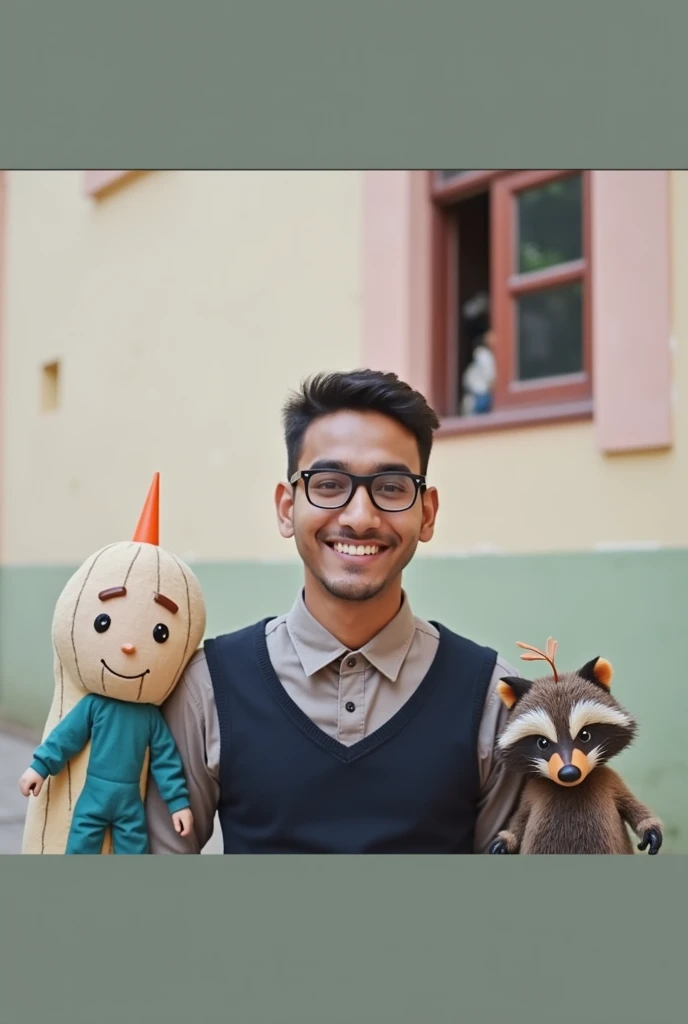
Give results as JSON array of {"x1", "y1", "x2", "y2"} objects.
[{"x1": 2, "y1": 550, "x2": 686, "y2": 851}]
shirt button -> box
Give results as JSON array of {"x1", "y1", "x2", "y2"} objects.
[
  {"x1": 345, "y1": 701, "x2": 356, "y2": 713},
  {"x1": 346, "y1": 657, "x2": 357, "y2": 668}
]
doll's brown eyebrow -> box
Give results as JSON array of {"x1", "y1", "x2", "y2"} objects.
[
  {"x1": 98, "y1": 587, "x2": 127, "y2": 601},
  {"x1": 154, "y1": 593, "x2": 178, "y2": 615}
]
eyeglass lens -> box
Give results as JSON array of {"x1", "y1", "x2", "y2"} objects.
[{"x1": 306, "y1": 472, "x2": 417, "y2": 510}]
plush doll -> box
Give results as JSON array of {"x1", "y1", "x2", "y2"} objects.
[
  {"x1": 488, "y1": 638, "x2": 663, "y2": 855},
  {"x1": 20, "y1": 474, "x2": 206, "y2": 854}
]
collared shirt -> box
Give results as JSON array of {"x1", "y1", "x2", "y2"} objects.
[{"x1": 145, "y1": 590, "x2": 522, "y2": 853}]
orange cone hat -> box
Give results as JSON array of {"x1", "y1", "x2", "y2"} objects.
[{"x1": 132, "y1": 472, "x2": 160, "y2": 545}]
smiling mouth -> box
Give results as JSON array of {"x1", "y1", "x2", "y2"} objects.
[
  {"x1": 100, "y1": 659, "x2": 150, "y2": 680},
  {"x1": 325, "y1": 541, "x2": 388, "y2": 558}
]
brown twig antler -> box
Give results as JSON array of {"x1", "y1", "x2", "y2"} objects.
[{"x1": 516, "y1": 637, "x2": 559, "y2": 682}]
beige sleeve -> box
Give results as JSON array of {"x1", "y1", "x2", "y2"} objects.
[
  {"x1": 145, "y1": 650, "x2": 221, "y2": 854},
  {"x1": 473, "y1": 656, "x2": 525, "y2": 854}
]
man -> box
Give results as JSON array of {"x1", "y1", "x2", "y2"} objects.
[{"x1": 145, "y1": 369, "x2": 521, "y2": 853}]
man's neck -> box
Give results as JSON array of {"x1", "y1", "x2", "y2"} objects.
[{"x1": 302, "y1": 577, "x2": 403, "y2": 651}]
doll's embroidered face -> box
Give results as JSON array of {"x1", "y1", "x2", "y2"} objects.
[
  {"x1": 52, "y1": 541, "x2": 206, "y2": 705},
  {"x1": 495, "y1": 658, "x2": 637, "y2": 788}
]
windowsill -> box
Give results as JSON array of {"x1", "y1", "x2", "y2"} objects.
[{"x1": 436, "y1": 398, "x2": 594, "y2": 437}]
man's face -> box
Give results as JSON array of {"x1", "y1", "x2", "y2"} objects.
[{"x1": 276, "y1": 410, "x2": 438, "y2": 602}]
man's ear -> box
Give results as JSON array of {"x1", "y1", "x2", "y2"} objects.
[
  {"x1": 419, "y1": 486, "x2": 438, "y2": 543},
  {"x1": 275, "y1": 481, "x2": 295, "y2": 539},
  {"x1": 496, "y1": 676, "x2": 533, "y2": 710},
  {"x1": 577, "y1": 657, "x2": 613, "y2": 691}
]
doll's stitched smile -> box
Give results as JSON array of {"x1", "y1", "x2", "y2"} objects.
[{"x1": 100, "y1": 659, "x2": 150, "y2": 680}]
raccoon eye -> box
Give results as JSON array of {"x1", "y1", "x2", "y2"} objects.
[
  {"x1": 579, "y1": 728, "x2": 592, "y2": 743},
  {"x1": 537, "y1": 737, "x2": 550, "y2": 750}
]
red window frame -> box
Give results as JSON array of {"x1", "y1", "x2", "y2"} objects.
[{"x1": 430, "y1": 169, "x2": 593, "y2": 433}]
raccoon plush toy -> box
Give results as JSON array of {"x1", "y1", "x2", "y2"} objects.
[{"x1": 488, "y1": 638, "x2": 663, "y2": 855}]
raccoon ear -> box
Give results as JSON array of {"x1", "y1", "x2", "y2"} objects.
[
  {"x1": 578, "y1": 657, "x2": 613, "y2": 690},
  {"x1": 497, "y1": 676, "x2": 533, "y2": 709}
]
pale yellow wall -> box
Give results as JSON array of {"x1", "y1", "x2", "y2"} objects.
[
  {"x1": 426, "y1": 171, "x2": 687, "y2": 555},
  {"x1": 1, "y1": 171, "x2": 362, "y2": 564},
  {"x1": 2, "y1": 170, "x2": 687, "y2": 565}
]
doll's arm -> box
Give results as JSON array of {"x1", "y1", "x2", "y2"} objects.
[
  {"x1": 149, "y1": 710, "x2": 191, "y2": 816},
  {"x1": 29, "y1": 695, "x2": 96, "y2": 779},
  {"x1": 613, "y1": 775, "x2": 663, "y2": 854},
  {"x1": 488, "y1": 792, "x2": 532, "y2": 854}
]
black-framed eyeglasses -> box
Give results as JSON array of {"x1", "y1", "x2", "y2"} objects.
[{"x1": 290, "y1": 469, "x2": 426, "y2": 512}]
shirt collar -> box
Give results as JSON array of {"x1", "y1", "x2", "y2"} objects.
[{"x1": 286, "y1": 589, "x2": 417, "y2": 682}]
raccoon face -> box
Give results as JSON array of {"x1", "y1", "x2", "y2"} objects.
[{"x1": 496, "y1": 657, "x2": 637, "y2": 787}]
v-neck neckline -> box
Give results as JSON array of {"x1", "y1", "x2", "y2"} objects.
[{"x1": 253, "y1": 617, "x2": 449, "y2": 764}]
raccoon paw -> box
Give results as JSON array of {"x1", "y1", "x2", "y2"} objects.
[
  {"x1": 488, "y1": 838, "x2": 509, "y2": 854},
  {"x1": 638, "y1": 828, "x2": 662, "y2": 855}
]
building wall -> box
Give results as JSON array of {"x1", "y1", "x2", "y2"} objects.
[
  {"x1": 1, "y1": 170, "x2": 362, "y2": 564},
  {"x1": 1, "y1": 170, "x2": 686, "y2": 851},
  {"x1": 429, "y1": 415, "x2": 681, "y2": 555}
]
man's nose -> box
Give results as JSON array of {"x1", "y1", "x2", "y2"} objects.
[
  {"x1": 121, "y1": 644, "x2": 137, "y2": 655},
  {"x1": 338, "y1": 485, "x2": 381, "y2": 529}
]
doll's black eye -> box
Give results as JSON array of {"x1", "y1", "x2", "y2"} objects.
[
  {"x1": 579, "y1": 729, "x2": 592, "y2": 743},
  {"x1": 153, "y1": 623, "x2": 169, "y2": 644},
  {"x1": 94, "y1": 614, "x2": 111, "y2": 634},
  {"x1": 537, "y1": 737, "x2": 550, "y2": 750}
]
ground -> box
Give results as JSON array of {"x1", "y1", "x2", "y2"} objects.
[
  {"x1": 0, "y1": 726, "x2": 223, "y2": 854},
  {"x1": 0, "y1": 730, "x2": 31, "y2": 854}
]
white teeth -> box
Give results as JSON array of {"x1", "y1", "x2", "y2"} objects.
[{"x1": 333, "y1": 543, "x2": 379, "y2": 556}]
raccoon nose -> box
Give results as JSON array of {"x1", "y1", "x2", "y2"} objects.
[{"x1": 558, "y1": 764, "x2": 582, "y2": 783}]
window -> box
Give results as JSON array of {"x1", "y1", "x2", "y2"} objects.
[{"x1": 430, "y1": 170, "x2": 592, "y2": 429}]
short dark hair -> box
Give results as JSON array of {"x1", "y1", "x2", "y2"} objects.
[{"x1": 282, "y1": 368, "x2": 440, "y2": 477}]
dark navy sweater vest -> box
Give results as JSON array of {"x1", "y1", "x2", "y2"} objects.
[{"x1": 204, "y1": 618, "x2": 497, "y2": 854}]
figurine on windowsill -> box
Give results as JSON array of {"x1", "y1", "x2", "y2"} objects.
[
  {"x1": 461, "y1": 330, "x2": 496, "y2": 416},
  {"x1": 19, "y1": 473, "x2": 207, "y2": 855}
]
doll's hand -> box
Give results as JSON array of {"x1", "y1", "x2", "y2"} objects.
[
  {"x1": 488, "y1": 837, "x2": 510, "y2": 854},
  {"x1": 172, "y1": 807, "x2": 193, "y2": 837},
  {"x1": 19, "y1": 768, "x2": 45, "y2": 797},
  {"x1": 638, "y1": 828, "x2": 662, "y2": 855}
]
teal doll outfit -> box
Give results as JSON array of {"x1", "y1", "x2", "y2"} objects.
[{"x1": 30, "y1": 693, "x2": 189, "y2": 854}]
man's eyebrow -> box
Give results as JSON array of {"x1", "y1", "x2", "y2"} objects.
[
  {"x1": 154, "y1": 593, "x2": 178, "y2": 615},
  {"x1": 307, "y1": 460, "x2": 416, "y2": 475},
  {"x1": 371, "y1": 462, "x2": 415, "y2": 474},
  {"x1": 308, "y1": 459, "x2": 350, "y2": 471},
  {"x1": 99, "y1": 587, "x2": 127, "y2": 601}
]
